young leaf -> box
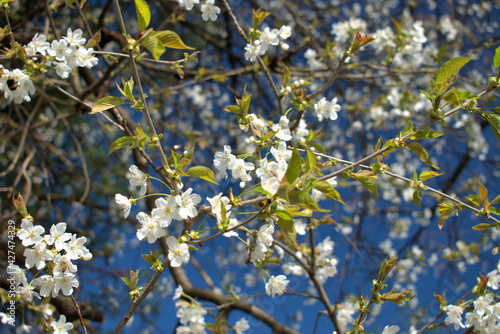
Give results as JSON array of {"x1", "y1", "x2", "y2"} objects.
[
  {"x1": 409, "y1": 130, "x2": 445, "y2": 140},
  {"x1": 419, "y1": 171, "x2": 442, "y2": 182},
  {"x1": 479, "y1": 182, "x2": 488, "y2": 204},
  {"x1": 479, "y1": 111, "x2": 500, "y2": 143},
  {"x1": 406, "y1": 142, "x2": 439, "y2": 169},
  {"x1": 285, "y1": 147, "x2": 302, "y2": 184},
  {"x1": 356, "y1": 177, "x2": 378, "y2": 199},
  {"x1": 313, "y1": 180, "x2": 345, "y2": 203},
  {"x1": 86, "y1": 29, "x2": 101, "y2": 49},
  {"x1": 413, "y1": 189, "x2": 421, "y2": 207},
  {"x1": 142, "y1": 36, "x2": 165, "y2": 60},
  {"x1": 223, "y1": 105, "x2": 241, "y2": 114},
  {"x1": 153, "y1": 30, "x2": 195, "y2": 50},
  {"x1": 135, "y1": 0, "x2": 151, "y2": 32},
  {"x1": 91, "y1": 96, "x2": 124, "y2": 114},
  {"x1": 435, "y1": 56, "x2": 476, "y2": 87},
  {"x1": 276, "y1": 217, "x2": 298, "y2": 248},
  {"x1": 187, "y1": 166, "x2": 218, "y2": 184},
  {"x1": 108, "y1": 136, "x2": 136, "y2": 155},
  {"x1": 283, "y1": 64, "x2": 291, "y2": 87},
  {"x1": 494, "y1": 45, "x2": 500, "y2": 69},
  {"x1": 305, "y1": 147, "x2": 316, "y2": 173}
]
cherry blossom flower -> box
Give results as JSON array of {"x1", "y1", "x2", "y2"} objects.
[
  {"x1": 175, "y1": 188, "x2": 201, "y2": 219},
  {"x1": 44, "y1": 222, "x2": 72, "y2": 251},
  {"x1": 127, "y1": 164, "x2": 148, "y2": 195},
  {"x1": 65, "y1": 235, "x2": 91, "y2": 260},
  {"x1": 17, "y1": 219, "x2": 45, "y2": 247},
  {"x1": 136, "y1": 212, "x2": 166, "y2": 243},
  {"x1": 256, "y1": 223, "x2": 274, "y2": 252},
  {"x1": 201, "y1": 0, "x2": 220, "y2": 22},
  {"x1": 443, "y1": 304, "x2": 465, "y2": 330},
  {"x1": 381, "y1": 325, "x2": 400, "y2": 334},
  {"x1": 314, "y1": 97, "x2": 341, "y2": 121},
  {"x1": 279, "y1": 26, "x2": 292, "y2": 39},
  {"x1": 115, "y1": 194, "x2": 132, "y2": 218},
  {"x1": 177, "y1": 0, "x2": 199, "y2": 10},
  {"x1": 53, "y1": 273, "x2": 79, "y2": 296},
  {"x1": 260, "y1": 27, "x2": 279, "y2": 52},
  {"x1": 47, "y1": 39, "x2": 71, "y2": 61},
  {"x1": 270, "y1": 141, "x2": 292, "y2": 162},
  {"x1": 17, "y1": 282, "x2": 40, "y2": 302},
  {"x1": 207, "y1": 193, "x2": 231, "y2": 220},
  {"x1": 213, "y1": 145, "x2": 235, "y2": 179},
  {"x1": 244, "y1": 41, "x2": 262, "y2": 62},
  {"x1": 167, "y1": 236, "x2": 190, "y2": 267},
  {"x1": 265, "y1": 275, "x2": 289, "y2": 297},
  {"x1": 64, "y1": 28, "x2": 86, "y2": 46},
  {"x1": 51, "y1": 315, "x2": 74, "y2": 334},
  {"x1": 24, "y1": 242, "x2": 54, "y2": 270},
  {"x1": 6, "y1": 265, "x2": 27, "y2": 287},
  {"x1": 152, "y1": 196, "x2": 180, "y2": 226},
  {"x1": 234, "y1": 317, "x2": 249, "y2": 334},
  {"x1": 32, "y1": 275, "x2": 57, "y2": 298}
]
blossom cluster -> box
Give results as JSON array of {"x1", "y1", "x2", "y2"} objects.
[
  {"x1": 244, "y1": 25, "x2": 292, "y2": 62},
  {"x1": 173, "y1": 285, "x2": 249, "y2": 333},
  {"x1": 176, "y1": 0, "x2": 221, "y2": 22},
  {"x1": 9, "y1": 219, "x2": 92, "y2": 303},
  {"x1": 1, "y1": 28, "x2": 98, "y2": 104},
  {"x1": 283, "y1": 236, "x2": 338, "y2": 284},
  {"x1": 442, "y1": 261, "x2": 500, "y2": 332}
]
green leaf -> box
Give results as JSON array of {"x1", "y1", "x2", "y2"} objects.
[
  {"x1": 489, "y1": 207, "x2": 500, "y2": 215},
  {"x1": 171, "y1": 150, "x2": 180, "y2": 168},
  {"x1": 472, "y1": 223, "x2": 496, "y2": 230},
  {"x1": 142, "y1": 36, "x2": 165, "y2": 61},
  {"x1": 400, "y1": 121, "x2": 414, "y2": 136},
  {"x1": 223, "y1": 105, "x2": 241, "y2": 114},
  {"x1": 435, "y1": 56, "x2": 476, "y2": 87},
  {"x1": 124, "y1": 77, "x2": 135, "y2": 101},
  {"x1": 121, "y1": 277, "x2": 133, "y2": 290},
  {"x1": 310, "y1": 143, "x2": 326, "y2": 154},
  {"x1": 357, "y1": 176, "x2": 378, "y2": 199},
  {"x1": 466, "y1": 194, "x2": 481, "y2": 207},
  {"x1": 406, "y1": 142, "x2": 439, "y2": 169},
  {"x1": 283, "y1": 64, "x2": 291, "y2": 87},
  {"x1": 275, "y1": 210, "x2": 293, "y2": 221},
  {"x1": 479, "y1": 111, "x2": 500, "y2": 143},
  {"x1": 135, "y1": 0, "x2": 151, "y2": 31},
  {"x1": 285, "y1": 147, "x2": 302, "y2": 184},
  {"x1": 491, "y1": 194, "x2": 500, "y2": 205},
  {"x1": 409, "y1": 130, "x2": 445, "y2": 140},
  {"x1": 479, "y1": 182, "x2": 488, "y2": 204},
  {"x1": 313, "y1": 180, "x2": 345, "y2": 204},
  {"x1": 108, "y1": 136, "x2": 136, "y2": 155},
  {"x1": 91, "y1": 96, "x2": 124, "y2": 114},
  {"x1": 419, "y1": 171, "x2": 442, "y2": 182},
  {"x1": 86, "y1": 29, "x2": 101, "y2": 49},
  {"x1": 276, "y1": 217, "x2": 297, "y2": 248},
  {"x1": 494, "y1": 46, "x2": 500, "y2": 68},
  {"x1": 443, "y1": 89, "x2": 480, "y2": 106},
  {"x1": 305, "y1": 147, "x2": 316, "y2": 173},
  {"x1": 187, "y1": 166, "x2": 218, "y2": 184},
  {"x1": 153, "y1": 30, "x2": 195, "y2": 50},
  {"x1": 413, "y1": 189, "x2": 421, "y2": 207}
]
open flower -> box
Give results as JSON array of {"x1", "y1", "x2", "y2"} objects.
[
  {"x1": 175, "y1": 188, "x2": 201, "y2": 219},
  {"x1": 167, "y1": 236, "x2": 190, "y2": 267},
  {"x1": 265, "y1": 275, "x2": 289, "y2": 297},
  {"x1": 136, "y1": 212, "x2": 166, "y2": 243},
  {"x1": 127, "y1": 164, "x2": 148, "y2": 196},
  {"x1": 115, "y1": 194, "x2": 132, "y2": 218}
]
